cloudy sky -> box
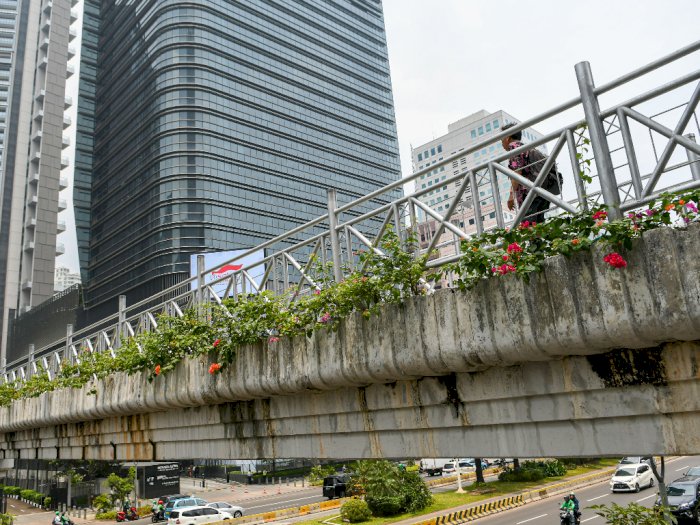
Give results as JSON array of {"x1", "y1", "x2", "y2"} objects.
[{"x1": 57, "y1": 0, "x2": 700, "y2": 273}]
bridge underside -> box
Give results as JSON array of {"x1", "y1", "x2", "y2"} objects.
[{"x1": 2, "y1": 340, "x2": 698, "y2": 461}]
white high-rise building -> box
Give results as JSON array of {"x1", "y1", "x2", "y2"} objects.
[
  {"x1": 410, "y1": 110, "x2": 545, "y2": 258},
  {"x1": 0, "y1": 0, "x2": 77, "y2": 367},
  {"x1": 54, "y1": 266, "x2": 80, "y2": 292}
]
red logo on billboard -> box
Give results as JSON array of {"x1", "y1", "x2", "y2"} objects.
[{"x1": 212, "y1": 264, "x2": 243, "y2": 276}]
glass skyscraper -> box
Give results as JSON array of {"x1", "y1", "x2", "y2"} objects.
[{"x1": 77, "y1": 0, "x2": 401, "y2": 311}]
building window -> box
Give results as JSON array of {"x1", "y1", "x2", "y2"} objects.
[
  {"x1": 469, "y1": 218, "x2": 475, "y2": 225},
  {"x1": 485, "y1": 123, "x2": 492, "y2": 132},
  {"x1": 418, "y1": 153, "x2": 423, "y2": 161},
  {"x1": 437, "y1": 145, "x2": 443, "y2": 153},
  {"x1": 471, "y1": 130, "x2": 477, "y2": 139},
  {"x1": 489, "y1": 212, "x2": 496, "y2": 219},
  {"x1": 431, "y1": 147, "x2": 436, "y2": 156},
  {"x1": 478, "y1": 126, "x2": 484, "y2": 135},
  {"x1": 424, "y1": 150, "x2": 429, "y2": 158},
  {"x1": 493, "y1": 119, "x2": 499, "y2": 128}
]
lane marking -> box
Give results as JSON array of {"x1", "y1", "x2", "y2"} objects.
[
  {"x1": 676, "y1": 465, "x2": 690, "y2": 471},
  {"x1": 245, "y1": 495, "x2": 324, "y2": 511},
  {"x1": 586, "y1": 494, "x2": 609, "y2": 502},
  {"x1": 637, "y1": 494, "x2": 657, "y2": 502},
  {"x1": 516, "y1": 514, "x2": 547, "y2": 524},
  {"x1": 582, "y1": 516, "x2": 600, "y2": 522}
]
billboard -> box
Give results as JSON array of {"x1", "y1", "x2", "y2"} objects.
[
  {"x1": 142, "y1": 463, "x2": 180, "y2": 500},
  {"x1": 190, "y1": 249, "x2": 266, "y2": 296}
]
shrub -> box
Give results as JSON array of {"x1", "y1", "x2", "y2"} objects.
[
  {"x1": 95, "y1": 511, "x2": 117, "y2": 520},
  {"x1": 3, "y1": 486, "x2": 20, "y2": 496},
  {"x1": 522, "y1": 459, "x2": 566, "y2": 477},
  {"x1": 93, "y1": 494, "x2": 112, "y2": 513},
  {"x1": 340, "y1": 499, "x2": 372, "y2": 523},
  {"x1": 138, "y1": 506, "x2": 153, "y2": 517},
  {"x1": 0, "y1": 513, "x2": 12, "y2": 525},
  {"x1": 398, "y1": 470, "x2": 433, "y2": 513},
  {"x1": 498, "y1": 467, "x2": 545, "y2": 482},
  {"x1": 43, "y1": 497, "x2": 52, "y2": 509},
  {"x1": 366, "y1": 495, "x2": 403, "y2": 517}
]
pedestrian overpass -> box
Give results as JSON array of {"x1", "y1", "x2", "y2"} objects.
[{"x1": 2, "y1": 42, "x2": 700, "y2": 463}]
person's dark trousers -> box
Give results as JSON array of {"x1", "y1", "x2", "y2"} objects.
[{"x1": 524, "y1": 194, "x2": 551, "y2": 224}]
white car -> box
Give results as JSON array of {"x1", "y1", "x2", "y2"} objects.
[
  {"x1": 168, "y1": 505, "x2": 234, "y2": 525},
  {"x1": 610, "y1": 463, "x2": 655, "y2": 492},
  {"x1": 206, "y1": 502, "x2": 244, "y2": 518}
]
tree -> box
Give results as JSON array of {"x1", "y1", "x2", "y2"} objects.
[
  {"x1": 475, "y1": 458, "x2": 485, "y2": 483},
  {"x1": 650, "y1": 457, "x2": 672, "y2": 525},
  {"x1": 107, "y1": 467, "x2": 136, "y2": 508},
  {"x1": 591, "y1": 502, "x2": 676, "y2": 525}
]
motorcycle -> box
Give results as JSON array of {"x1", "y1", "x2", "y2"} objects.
[
  {"x1": 116, "y1": 507, "x2": 139, "y2": 522},
  {"x1": 151, "y1": 509, "x2": 165, "y2": 523},
  {"x1": 559, "y1": 509, "x2": 576, "y2": 525}
]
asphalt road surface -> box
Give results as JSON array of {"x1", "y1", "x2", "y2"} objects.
[{"x1": 476, "y1": 456, "x2": 699, "y2": 525}]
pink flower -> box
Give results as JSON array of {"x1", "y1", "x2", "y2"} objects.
[
  {"x1": 686, "y1": 202, "x2": 698, "y2": 213},
  {"x1": 320, "y1": 312, "x2": 332, "y2": 324},
  {"x1": 592, "y1": 210, "x2": 607, "y2": 220},
  {"x1": 519, "y1": 221, "x2": 532, "y2": 229},
  {"x1": 493, "y1": 264, "x2": 516, "y2": 276},
  {"x1": 506, "y1": 242, "x2": 522, "y2": 254},
  {"x1": 208, "y1": 363, "x2": 222, "y2": 374},
  {"x1": 268, "y1": 336, "x2": 280, "y2": 343},
  {"x1": 627, "y1": 212, "x2": 636, "y2": 219},
  {"x1": 645, "y1": 209, "x2": 655, "y2": 216},
  {"x1": 313, "y1": 289, "x2": 321, "y2": 295},
  {"x1": 213, "y1": 339, "x2": 221, "y2": 348},
  {"x1": 603, "y1": 252, "x2": 627, "y2": 269},
  {"x1": 595, "y1": 220, "x2": 605, "y2": 228}
]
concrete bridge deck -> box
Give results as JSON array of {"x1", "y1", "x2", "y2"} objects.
[{"x1": 0, "y1": 224, "x2": 699, "y2": 461}]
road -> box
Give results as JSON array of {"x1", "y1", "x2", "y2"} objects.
[{"x1": 477, "y1": 456, "x2": 698, "y2": 525}]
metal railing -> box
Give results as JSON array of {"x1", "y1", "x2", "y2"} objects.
[{"x1": 4, "y1": 40, "x2": 700, "y2": 382}]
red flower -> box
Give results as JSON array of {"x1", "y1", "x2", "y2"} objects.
[
  {"x1": 519, "y1": 221, "x2": 532, "y2": 229},
  {"x1": 592, "y1": 210, "x2": 608, "y2": 220},
  {"x1": 213, "y1": 339, "x2": 221, "y2": 348},
  {"x1": 506, "y1": 242, "x2": 522, "y2": 254},
  {"x1": 268, "y1": 336, "x2": 280, "y2": 343},
  {"x1": 603, "y1": 252, "x2": 627, "y2": 269},
  {"x1": 154, "y1": 365, "x2": 161, "y2": 376},
  {"x1": 502, "y1": 254, "x2": 509, "y2": 261},
  {"x1": 208, "y1": 363, "x2": 222, "y2": 375},
  {"x1": 493, "y1": 264, "x2": 517, "y2": 275},
  {"x1": 571, "y1": 238, "x2": 580, "y2": 246}
]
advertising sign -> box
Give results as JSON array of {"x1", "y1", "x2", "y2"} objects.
[
  {"x1": 189, "y1": 249, "x2": 266, "y2": 296},
  {"x1": 142, "y1": 463, "x2": 180, "y2": 500}
]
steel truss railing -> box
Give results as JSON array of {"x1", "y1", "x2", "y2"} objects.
[{"x1": 4, "y1": 40, "x2": 700, "y2": 382}]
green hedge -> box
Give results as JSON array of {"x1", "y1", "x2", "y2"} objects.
[{"x1": 341, "y1": 499, "x2": 372, "y2": 523}]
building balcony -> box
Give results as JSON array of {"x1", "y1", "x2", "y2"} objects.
[
  {"x1": 32, "y1": 129, "x2": 43, "y2": 143},
  {"x1": 24, "y1": 241, "x2": 35, "y2": 252},
  {"x1": 62, "y1": 135, "x2": 70, "y2": 149},
  {"x1": 66, "y1": 64, "x2": 75, "y2": 77},
  {"x1": 70, "y1": 8, "x2": 78, "y2": 23},
  {"x1": 64, "y1": 95, "x2": 72, "y2": 109},
  {"x1": 71, "y1": 0, "x2": 78, "y2": 6},
  {"x1": 56, "y1": 243, "x2": 65, "y2": 256},
  {"x1": 42, "y1": 19, "x2": 51, "y2": 34},
  {"x1": 69, "y1": 27, "x2": 77, "y2": 41},
  {"x1": 67, "y1": 45, "x2": 76, "y2": 59},
  {"x1": 31, "y1": 151, "x2": 41, "y2": 164},
  {"x1": 57, "y1": 220, "x2": 66, "y2": 233},
  {"x1": 22, "y1": 281, "x2": 32, "y2": 291},
  {"x1": 58, "y1": 198, "x2": 67, "y2": 211},
  {"x1": 59, "y1": 176, "x2": 68, "y2": 190},
  {"x1": 35, "y1": 89, "x2": 46, "y2": 103},
  {"x1": 43, "y1": 0, "x2": 52, "y2": 14},
  {"x1": 29, "y1": 195, "x2": 38, "y2": 207},
  {"x1": 29, "y1": 172, "x2": 40, "y2": 185},
  {"x1": 27, "y1": 217, "x2": 36, "y2": 229},
  {"x1": 63, "y1": 115, "x2": 71, "y2": 128},
  {"x1": 34, "y1": 109, "x2": 44, "y2": 122},
  {"x1": 40, "y1": 37, "x2": 50, "y2": 51},
  {"x1": 61, "y1": 156, "x2": 69, "y2": 169}
]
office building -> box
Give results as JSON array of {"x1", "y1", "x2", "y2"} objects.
[
  {"x1": 76, "y1": 0, "x2": 401, "y2": 313},
  {"x1": 0, "y1": 0, "x2": 76, "y2": 366},
  {"x1": 411, "y1": 110, "x2": 544, "y2": 257},
  {"x1": 54, "y1": 265, "x2": 80, "y2": 292}
]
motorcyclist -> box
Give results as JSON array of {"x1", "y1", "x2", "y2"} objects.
[
  {"x1": 52, "y1": 512, "x2": 61, "y2": 525},
  {"x1": 156, "y1": 500, "x2": 165, "y2": 520},
  {"x1": 569, "y1": 492, "x2": 581, "y2": 524},
  {"x1": 560, "y1": 496, "x2": 576, "y2": 525}
]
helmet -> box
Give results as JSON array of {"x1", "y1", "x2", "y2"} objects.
[
  {"x1": 158, "y1": 500, "x2": 163, "y2": 505},
  {"x1": 569, "y1": 492, "x2": 575, "y2": 497}
]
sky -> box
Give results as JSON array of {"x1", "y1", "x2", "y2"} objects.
[{"x1": 56, "y1": 0, "x2": 700, "y2": 274}]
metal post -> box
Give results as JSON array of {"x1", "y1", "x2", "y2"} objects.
[
  {"x1": 65, "y1": 325, "x2": 73, "y2": 363},
  {"x1": 326, "y1": 189, "x2": 343, "y2": 283},
  {"x1": 686, "y1": 133, "x2": 700, "y2": 181},
  {"x1": 575, "y1": 61, "x2": 621, "y2": 219},
  {"x1": 197, "y1": 255, "x2": 206, "y2": 305},
  {"x1": 116, "y1": 295, "x2": 126, "y2": 349},
  {"x1": 28, "y1": 345, "x2": 34, "y2": 378}
]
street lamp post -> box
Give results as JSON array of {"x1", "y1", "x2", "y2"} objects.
[{"x1": 454, "y1": 458, "x2": 465, "y2": 494}]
